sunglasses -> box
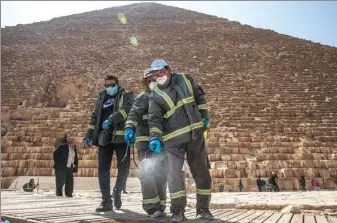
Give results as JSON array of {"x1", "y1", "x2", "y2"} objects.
[
  {"x1": 152, "y1": 68, "x2": 166, "y2": 79},
  {"x1": 104, "y1": 83, "x2": 116, "y2": 88}
]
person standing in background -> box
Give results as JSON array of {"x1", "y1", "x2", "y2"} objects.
[{"x1": 53, "y1": 135, "x2": 78, "y2": 197}]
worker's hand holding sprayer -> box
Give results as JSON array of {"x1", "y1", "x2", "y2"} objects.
[
  {"x1": 148, "y1": 139, "x2": 161, "y2": 154},
  {"x1": 124, "y1": 128, "x2": 136, "y2": 147}
]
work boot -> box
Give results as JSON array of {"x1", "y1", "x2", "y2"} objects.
[
  {"x1": 95, "y1": 199, "x2": 113, "y2": 212},
  {"x1": 113, "y1": 188, "x2": 122, "y2": 209},
  {"x1": 196, "y1": 207, "x2": 214, "y2": 220},
  {"x1": 148, "y1": 208, "x2": 166, "y2": 218},
  {"x1": 170, "y1": 210, "x2": 187, "y2": 222}
]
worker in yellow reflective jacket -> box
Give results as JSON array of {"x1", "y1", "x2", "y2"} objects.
[
  {"x1": 124, "y1": 68, "x2": 168, "y2": 218},
  {"x1": 147, "y1": 59, "x2": 213, "y2": 222}
]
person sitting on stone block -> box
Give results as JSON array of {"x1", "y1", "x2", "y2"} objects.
[
  {"x1": 23, "y1": 178, "x2": 39, "y2": 192},
  {"x1": 313, "y1": 178, "x2": 320, "y2": 191}
]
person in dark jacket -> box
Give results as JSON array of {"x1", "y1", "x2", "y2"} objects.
[
  {"x1": 269, "y1": 172, "x2": 280, "y2": 192},
  {"x1": 23, "y1": 179, "x2": 39, "y2": 192},
  {"x1": 238, "y1": 179, "x2": 244, "y2": 192},
  {"x1": 299, "y1": 176, "x2": 306, "y2": 191},
  {"x1": 256, "y1": 176, "x2": 263, "y2": 192},
  {"x1": 147, "y1": 59, "x2": 213, "y2": 222},
  {"x1": 124, "y1": 68, "x2": 167, "y2": 218},
  {"x1": 53, "y1": 135, "x2": 78, "y2": 197},
  {"x1": 84, "y1": 75, "x2": 134, "y2": 212}
]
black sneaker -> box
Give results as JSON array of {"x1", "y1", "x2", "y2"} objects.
[
  {"x1": 95, "y1": 200, "x2": 113, "y2": 212},
  {"x1": 113, "y1": 188, "x2": 122, "y2": 209},
  {"x1": 196, "y1": 207, "x2": 214, "y2": 220},
  {"x1": 123, "y1": 190, "x2": 128, "y2": 194},
  {"x1": 170, "y1": 210, "x2": 187, "y2": 222}
]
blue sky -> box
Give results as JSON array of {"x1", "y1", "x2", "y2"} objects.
[{"x1": 1, "y1": 1, "x2": 336, "y2": 47}]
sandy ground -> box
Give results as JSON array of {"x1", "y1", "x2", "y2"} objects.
[{"x1": 4, "y1": 176, "x2": 337, "y2": 215}]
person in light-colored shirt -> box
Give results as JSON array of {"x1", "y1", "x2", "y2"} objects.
[{"x1": 53, "y1": 135, "x2": 78, "y2": 197}]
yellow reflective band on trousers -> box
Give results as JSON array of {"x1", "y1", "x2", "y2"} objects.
[
  {"x1": 170, "y1": 190, "x2": 186, "y2": 199},
  {"x1": 135, "y1": 136, "x2": 149, "y2": 142},
  {"x1": 196, "y1": 188, "x2": 212, "y2": 196},
  {"x1": 125, "y1": 120, "x2": 138, "y2": 128},
  {"x1": 163, "y1": 121, "x2": 204, "y2": 142},
  {"x1": 150, "y1": 127, "x2": 162, "y2": 134},
  {"x1": 164, "y1": 96, "x2": 195, "y2": 119},
  {"x1": 115, "y1": 130, "x2": 124, "y2": 135},
  {"x1": 143, "y1": 196, "x2": 160, "y2": 205},
  {"x1": 181, "y1": 73, "x2": 194, "y2": 95},
  {"x1": 88, "y1": 125, "x2": 95, "y2": 129},
  {"x1": 198, "y1": 104, "x2": 207, "y2": 110},
  {"x1": 160, "y1": 200, "x2": 166, "y2": 205},
  {"x1": 119, "y1": 109, "x2": 127, "y2": 120},
  {"x1": 154, "y1": 87, "x2": 175, "y2": 109}
]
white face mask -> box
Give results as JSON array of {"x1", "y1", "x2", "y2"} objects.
[
  {"x1": 156, "y1": 75, "x2": 168, "y2": 85},
  {"x1": 149, "y1": 82, "x2": 158, "y2": 90}
]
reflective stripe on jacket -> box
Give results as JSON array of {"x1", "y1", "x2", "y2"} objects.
[
  {"x1": 86, "y1": 87, "x2": 134, "y2": 145},
  {"x1": 125, "y1": 90, "x2": 150, "y2": 142},
  {"x1": 148, "y1": 73, "x2": 209, "y2": 146}
]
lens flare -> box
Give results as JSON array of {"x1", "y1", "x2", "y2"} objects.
[
  {"x1": 129, "y1": 35, "x2": 138, "y2": 46},
  {"x1": 118, "y1": 12, "x2": 127, "y2": 24}
]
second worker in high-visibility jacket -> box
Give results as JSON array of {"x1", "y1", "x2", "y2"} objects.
[
  {"x1": 147, "y1": 59, "x2": 214, "y2": 222},
  {"x1": 124, "y1": 68, "x2": 168, "y2": 218}
]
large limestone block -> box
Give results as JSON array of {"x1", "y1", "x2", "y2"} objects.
[
  {"x1": 279, "y1": 178, "x2": 294, "y2": 190},
  {"x1": 79, "y1": 160, "x2": 97, "y2": 168},
  {"x1": 215, "y1": 161, "x2": 227, "y2": 169},
  {"x1": 280, "y1": 168, "x2": 293, "y2": 178},
  {"x1": 320, "y1": 148, "x2": 331, "y2": 153},
  {"x1": 210, "y1": 169, "x2": 224, "y2": 178},
  {"x1": 328, "y1": 168, "x2": 337, "y2": 177},
  {"x1": 1, "y1": 167, "x2": 17, "y2": 177},
  {"x1": 324, "y1": 160, "x2": 337, "y2": 168},
  {"x1": 306, "y1": 169, "x2": 318, "y2": 178},
  {"x1": 318, "y1": 169, "x2": 331, "y2": 178},
  {"x1": 246, "y1": 162, "x2": 257, "y2": 170},
  {"x1": 313, "y1": 160, "x2": 322, "y2": 168},
  {"x1": 231, "y1": 154, "x2": 245, "y2": 161},
  {"x1": 245, "y1": 168, "x2": 256, "y2": 178},
  {"x1": 323, "y1": 178, "x2": 337, "y2": 189},
  {"x1": 220, "y1": 154, "x2": 231, "y2": 161},
  {"x1": 236, "y1": 161, "x2": 247, "y2": 169},
  {"x1": 223, "y1": 169, "x2": 237, "y2": 178},
  {"x1": 238, "y1": 147, "x2": 249, "y2": 154},
  {"x1": 209, "y1": 154, "x2": 221, "y2": 161},
  {"x1": 288, "y1": 160, "x2": 302, "y2": 168},
  {"x1": 24, "y1": 168, "x2": 53, "y2": 176},
  {"x1": 279, "y1": 161, "x2": 288, "y2": 168}
]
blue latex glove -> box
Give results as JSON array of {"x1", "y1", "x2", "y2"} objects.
[
  {"x1": 84, "y1": 136, "x2": 92, "y2": 148},
  {"x1": 102, "y1": 120, "x2": 112, "y2": 129},
  {"x1": 203, "y1": 119, "x2": 210, "y2": 128},
  {"x1": 149, "y1": 139, "x2": 162, "y2": 154},
  {"x1": 124, "y1": 128, "x2": 136, "y2": 146}
]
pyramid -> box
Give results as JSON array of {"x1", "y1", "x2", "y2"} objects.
[{"x1": 1, "y1": 2, "x2": 337, "y2": 191}]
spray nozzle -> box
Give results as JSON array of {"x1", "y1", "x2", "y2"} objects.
[{"x1": 145, "y1": 147, "x2": 153, "y2": 158}]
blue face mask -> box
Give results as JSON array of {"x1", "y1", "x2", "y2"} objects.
[{"x1": 106, "y1": 86, "x2": 118, "y2": 96}]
